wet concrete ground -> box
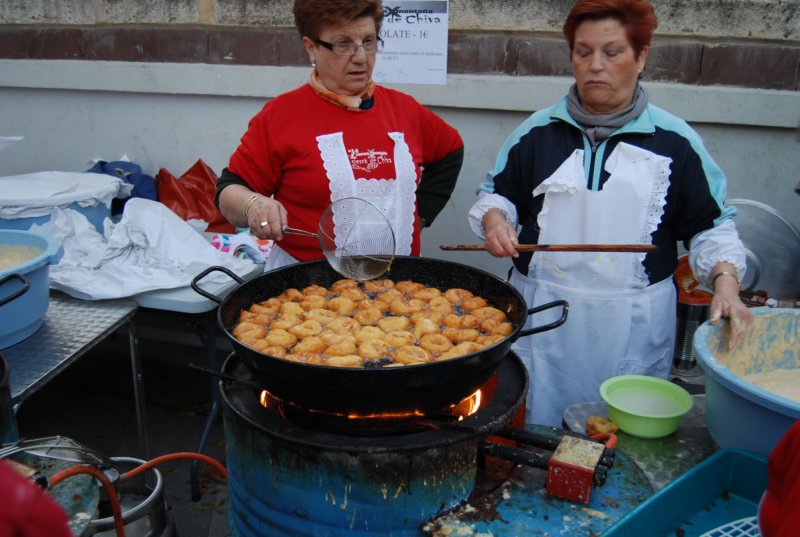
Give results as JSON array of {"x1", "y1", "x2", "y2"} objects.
[{"x1": 14, "y1": 308, "x2": 232, "y2": 537}]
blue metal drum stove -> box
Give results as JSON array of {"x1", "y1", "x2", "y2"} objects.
[{"x1": 220, "y1": 351, "x2": 653, "y2": 536}]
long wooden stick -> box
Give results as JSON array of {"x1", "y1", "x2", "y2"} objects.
[{"x1": 440, "y1": 244, "x2": 659, "y2": 253}]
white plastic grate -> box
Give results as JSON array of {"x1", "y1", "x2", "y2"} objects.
[{"x1": 699, "y1": 516, "x2": 761, "y2": 537}]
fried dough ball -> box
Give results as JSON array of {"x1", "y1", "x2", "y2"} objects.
[
  {"x1": 246, "y1": 339, "x2": 271, "y2": 352},
  {"x1": 443, "y1": 327, "x2": 480, "y2": 343},
  {"x1": 413, "y1": 317, "x2": 439, "y2": 340},
  {"x1": 279, "y1": 288, "x2": 304, "y2": 301},
  {"x1": 356, "y1": 298, "x2": 390, "y2": 313},
  {"x1": 410, "y1": 310, "x2": 446, "y2": 325},
  {"x1": 481, "y1": 319, "x2": 513, "y2": 336},
  {"x1": 300, "y1": 295, "x2": 327, "y2": 311},
  {"x1": 461, "y1": 296, "x2": 489, "y2": 312},
  {"x1": 390, "y1": 298, "x2": 424, "y2": 316},
  {"x1": 326, "y1": 316, "x2": 361, "y2": 334},
  {"x1": 413, "y1": 287, "x2": 442, "y2": 301},
  {"x1": 338, "y1": 288, "x2": 367, "y2": 302},
  {"x1": 264, "y1": 328, "x2": 297, "y2": 348},
  {"x1": 249, "y1": 298, "x2": 282, "y2": 316},
  {"x1": 330, "y1": 279, "x2": 358, "y2": 293},
  {"x1": 378, "y1": 316, "x2": 411, "y2": 333},
  {"x1": 587, "y1": 415, "x2": 620, "y2": 436},
  {"x1": 327, "y1": 296, "x2": 356, "y2": 315},
  {"x1": 302, "y1": 284, "x2": 329, "y2": 297},
  {"x1": 443, "y1": 313, "x2": 464, "y2": 328},
  {"x1": 420, "y1": 333, "x2": 454, "y2": 355},
  {"x1": 364, "y1": 279, "x2": 394, "y2": 293},
  {"x1": 263, "y1": 345, "x2": 288, "y2": 358},
  {"x1": 280, "y1": 301, "x2": 304, "y2": 316},
  {"x1": 325, "y1": 355, "x2": 363, "y2": 368},
  {"x1": 270, "y1": 312, "x2": 303, "y2": 330},
  {"x1": 324, "y1": 337, "x2": 358, "y2": 357},
  {"x1": 239, "y1": 310, "x2": 274, "y2": 325},
  {"x1": 395, "y1": 345, "x2": 430, "y2": 365},
  {"x1": 427, "y1": 296, "x2": 454, "y2": 314},
  {"x1": 293, "y1": 335, "x2": 326, "y2": 354},
  {"x1": 305, "y1": 308, "x2": 339, "y2": 325},
  {"x1": 384, "y1": 330, "x2": 416, "y2": 348},
  {"x1": 289, "y1": 320, "x2": 323, "y2": 339},
  {"x1": 286, "y1": 352, "x2": 323, "y2": 365},
  {"x1": 436, "y1": 341, "x2": 483, "y2": 360},
  {"x1": 354, "y1": 307, "x2": 383, "y2": 326},
  {"x1": 233, "y1": 322, "x2": 266, "y2": 340},
  {"x1": 458, "y1": 314, "x2": 480, "y2": 329},
  {"x1": 358, "y1": 339, "x2": 391, "y2": 361},
  {"x1": 444, "y1": 288, "x2": 474, "y2": 305},
  {"x1": 395, "y1": 280, "x2": 425, "y2": 295},
  {"x1": 355, "y1": 326, "x2": 386, "y2": 343},
  {"x1": 319, "y1": 329, "x2": 354, "y2": 346},
  {"x1": 472, "y1": 306, "x2": 507, "y2": 322},
  {"x1": 376, "y1": 289, "x2": 404, "y2": 304},
  {"x1": 476, "y1": 334, "x2": 506, "y2": 347}
]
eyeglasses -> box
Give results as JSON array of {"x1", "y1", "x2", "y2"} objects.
[{"x1": 315, "y1": 37, "x2": 384, "y2": 56}]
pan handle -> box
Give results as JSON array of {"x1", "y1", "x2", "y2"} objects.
[
  {"x1": 0, "y1": 274, "x2": 30, "y2": 307},
  {"x1": 516, "y1": 299, "x2": 569, "y2": 338},
  {"x1": 190, "y1": 266, "x2": 244, "y2": 304}
]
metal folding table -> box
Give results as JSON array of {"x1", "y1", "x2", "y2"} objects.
[{"x1": 2, "y1": 292, "x2": 148, "y2": 456}]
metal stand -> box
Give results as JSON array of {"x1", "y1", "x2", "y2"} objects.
[
  {"x1": 3, "y1": 292, "x2": 149, "y2": 458},
  {"x1": 190, "y1": 309, "x2": 221, "y2": 501}
]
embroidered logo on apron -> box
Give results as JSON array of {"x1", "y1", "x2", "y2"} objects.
[{"x1": 348, "y1": 148, "x2": 393, "y2": 172}]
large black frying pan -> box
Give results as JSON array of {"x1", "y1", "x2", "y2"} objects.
[{"x1": 192, "y1": 256, "x2": 568, "y2": 415}]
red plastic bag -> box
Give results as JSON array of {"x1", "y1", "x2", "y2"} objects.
[{"x1": 156, "y1": 159, "x2": 234, "y2": 233}]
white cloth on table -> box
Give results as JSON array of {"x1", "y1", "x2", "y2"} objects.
[{"x1": 30, "y1": 197, "x2": 256, "y2": 300}]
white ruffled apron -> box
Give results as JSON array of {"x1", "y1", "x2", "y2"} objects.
[
  {"x1": 263, "y1": 131, "x2": 417, "y2": 272},
  {"x1": 512, "y1": 143, "x2": 676, "y2": 426}
]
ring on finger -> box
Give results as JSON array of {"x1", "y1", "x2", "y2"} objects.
[{"x1": 259, "y1": 220, "x2": 269, "y2": 228}]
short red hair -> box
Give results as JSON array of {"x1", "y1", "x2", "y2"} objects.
[{"x1": 563, "y1": 0, "x2": 658, "y2": 58}]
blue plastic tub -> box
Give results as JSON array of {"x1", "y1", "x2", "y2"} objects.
[
  {"x1": 604, "y1": 449, "x2": 767, "y2": 537},
  {"x1": 0, "y1": 202, "x2": 110, "y2": 234},
  {"x1": 693, "y1": 308, "x2": 800, "y2": 456},
  {"x1": 0, "y1": 230, "x2": 63, "y2": 349}
]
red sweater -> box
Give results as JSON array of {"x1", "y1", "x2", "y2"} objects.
[
  {"x1": 759, "y1": 419, "x2": 800, "y2": 537},
  {"x1": 228, "y1": 84, "x2": 463, "y2": 261},
  {"x1": 0, "y1": 460, "x2": 72, "y2": 537}
]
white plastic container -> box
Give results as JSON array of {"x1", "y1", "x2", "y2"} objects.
[
  {"x1": 0, "y1": 171, "x2": 124, "y2": 233},
  {"x1": 693, "y1": 307, "x2": 800, "y2": 456}
]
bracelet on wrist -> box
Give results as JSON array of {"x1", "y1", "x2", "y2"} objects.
[
  {"x1": 712, "y1": 270, "x2": 740, "y2": 289},
  {"x1": 243, "y1": 194, "x2": 263, "y2": 223}
]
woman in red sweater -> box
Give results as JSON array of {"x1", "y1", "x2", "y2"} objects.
[{"x1": 216, "y1": 0, "x2": 464, "y2": 269}]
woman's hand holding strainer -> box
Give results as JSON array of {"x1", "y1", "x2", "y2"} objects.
[{"x1": 247, "y1": 195, "x2": 288, "y2": 240}]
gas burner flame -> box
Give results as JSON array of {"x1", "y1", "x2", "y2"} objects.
[{"x1": 258, "y1": 389, "x2": 483, "y2": 421}]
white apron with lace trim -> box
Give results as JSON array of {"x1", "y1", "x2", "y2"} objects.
[
  {"x1": 260, "y1": 131, "x2": 417, "y2": 273},
  {"x1": 512, "y1": 143, "x2": 677, "y2": 426},
  {"x1": 317, "y1": 131, "x2": 417, "y2": 256}
]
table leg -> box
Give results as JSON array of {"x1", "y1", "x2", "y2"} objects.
[
  {"x1": 190, "y1": 309, "x2": 220, "y2": 501},
  {"x1": 127, "y1": 320, "x2": 150, "y2": 459}
]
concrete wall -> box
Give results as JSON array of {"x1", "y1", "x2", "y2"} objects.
[
  {"x1": 1, "y1": 60, "x2": 797, "y2": 280},
  {"x1": 0, "y1": 1, "x2": 798, "y2": 278}
]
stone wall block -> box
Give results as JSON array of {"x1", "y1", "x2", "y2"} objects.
[
  {"x1": 208, "y1": 27, "x2": 305, "y2": 66},
  {"x1": 646, "y1": 41, "x2": 703, "y2": 85},
  {"x1": 215, "y1": 0, "x2": 294, "y2": 28},
  {"x1": 515, "y1": 36, "x2": 571, "y2": 77},
  {"x1": 700, "y1": 43, "x2": 800, "y2": 90},
  {"x1": 100, "y1": 0, "x2": 200, "y2": 25},
  {"x1": 87, "y1": 27, "x2": 209, "y2": 63},
  {"x1": 447, "y1": 33, "x2": 515, "y2": 75},
  {"x1": 0, "y1": 27, "x2": 86, "y2": 60},
  {"x1": 0, "y1": 1, "x2": 95, "y2": 25}
]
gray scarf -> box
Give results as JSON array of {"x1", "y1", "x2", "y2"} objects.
[{"x1": 567, "y1": 83, "x2": 648, "y2": 147}]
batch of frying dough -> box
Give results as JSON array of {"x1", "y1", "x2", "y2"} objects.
[{"x1": 232, "y1": 278, "x2": 513, "y2": 368}]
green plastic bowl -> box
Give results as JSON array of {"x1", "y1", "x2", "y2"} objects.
[{"x1": 600, "y1": 375, "x2": 694, "y2": 439}]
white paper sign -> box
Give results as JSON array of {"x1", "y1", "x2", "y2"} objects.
[{"x1": 373, "y1": 1, "x2": 449, "y2": 85}]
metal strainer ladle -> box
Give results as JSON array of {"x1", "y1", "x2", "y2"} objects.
[{"x1": 282, "y1": 197, "x2": 395, "y2": 281}]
